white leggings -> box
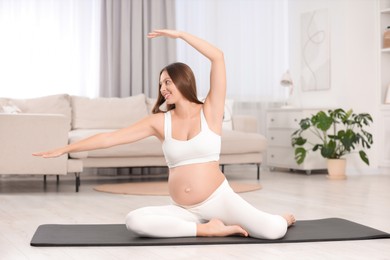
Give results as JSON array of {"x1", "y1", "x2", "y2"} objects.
[{"x1": 125, "y1": 180, "x2": 287, "y2": 239}]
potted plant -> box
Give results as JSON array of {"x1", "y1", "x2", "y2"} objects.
[{"x1": 291, "y1": 108, "x2": 373, "y2": 179}]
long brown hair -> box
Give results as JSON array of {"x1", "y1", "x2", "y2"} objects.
[{"x1": 152, "y1": 62, "x2": 203, "y2": 114}]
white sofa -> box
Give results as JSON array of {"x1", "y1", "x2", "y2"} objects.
[
  {"x1": 0, "y1": 95, "x2": 82, "y2": 191},
  {"x1": 0, "y1": 94, "x2": 268, "y2": 192}
]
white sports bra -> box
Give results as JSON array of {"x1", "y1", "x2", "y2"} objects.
[{"x1": 162, "y1": 109, "x2": 221, "y2": 168}]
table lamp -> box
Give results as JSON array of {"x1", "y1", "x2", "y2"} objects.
[
  {"x1": 386, "y1": 84, "x2": 390, "y2": 104},
  {"x1": 280, "y1": 70, "x2": 294, "y2": 107}
]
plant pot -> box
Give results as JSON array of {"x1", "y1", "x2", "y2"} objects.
[{"x1": 327, "y1": 159, "x2": 347, "y2": 180}]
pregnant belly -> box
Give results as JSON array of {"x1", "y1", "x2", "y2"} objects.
[{"x1": 168, "y1": 162, "x2": 225, "y2": 206}]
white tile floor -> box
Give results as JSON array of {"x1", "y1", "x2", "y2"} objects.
[{"x1": 1, "y1": 167, "x2": 389, "y2": 260}]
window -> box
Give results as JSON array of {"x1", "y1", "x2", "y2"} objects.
[
  {"x1": 0, "y1": 0, "x2": 101, "y2": 98},
  {"x1": 175, "y1": 0, "x2": 289, "y2": 101}
]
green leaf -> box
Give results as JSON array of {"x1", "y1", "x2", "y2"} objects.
[
  {"x1": 314, "y1": 111, "x2": 333, "y2": 131},
  {"x1": 332, "y1": 108, "x2": 347, "y2": 122},
  {"x1": 294, "y1": 147, "x2": 306, "y2": 164},
  {"x1": 291, "y1": 136, "x2": 306, "y2": 146},
  {"x1": 312, "y1": 144, "x2": 322, "y2": 152},
  {"x1": 359, "y1": 150, "x2": 370, "y2": 165},
  {"x1": 321, "y1": 140, "x2": 336, "y2": 158},
  {"x1": 361, "y1": 130, "x2": 373, "y2": 146},
  {"x1": 340, "y1": 129, "x2": 356, "y2": 151},
  {"x1": 299, "y1": 118, "x2": 311, "y2": 130}
]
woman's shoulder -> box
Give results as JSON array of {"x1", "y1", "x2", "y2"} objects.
[
  {"x1": 148, "y1": 111, "x2": 169, "y2": 128},
  {"x1": 142, "y1": 112, "x2": 165, "y2": 139}
]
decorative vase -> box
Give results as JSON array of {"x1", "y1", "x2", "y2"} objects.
[{"x1": 327, "y1": 158, "x2": 347, "y2": 180}]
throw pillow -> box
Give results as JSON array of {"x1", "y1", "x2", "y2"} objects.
[
  {"x1": 1, "y1": 104, "x2": 21, "y2": 114},
  {"x1": 222, "y1": 99, "x2": 234, "y2": 130},
  {"x1": 9, "y1": 94, "x2": 72, "y2": 131},
  {"x1": 0, "y1": 99, "x2": 22, "y2": 114},
  {"x1": 71, "y1": 94, "x2": 149, "y2": 129}
]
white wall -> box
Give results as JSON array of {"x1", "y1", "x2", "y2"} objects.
[{"x1": 288, "y1": 0, "x2": 380, "y2": 172}]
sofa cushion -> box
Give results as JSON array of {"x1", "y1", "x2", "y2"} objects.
[
  {"x1": 0, "y1": 94, "x2": 72, "y2": 130},
  {"x1": 146, "y1": 97, "x2": 167, "y2": 114},
  {"x1": 146, "y1": 97, "x2": 156, "y2": 114},
  {"x1": 69, "y1": 129, "x2": 267, "y2": 160},
  {"x1": 71, "y1": 94, "x2": 148, "y2": 129},
  {"x1": 221, "y1": 130, "x2": 267, "y2": 154},
  {"x1": 68, "y1": 129, "x2": 163, "y2": 158}
]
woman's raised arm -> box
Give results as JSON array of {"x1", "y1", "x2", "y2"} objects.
[{"x1": 148, "y1": 30, "x2": 226, "y2": 130}]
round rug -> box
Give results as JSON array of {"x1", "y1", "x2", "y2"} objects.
[{"x1": 94, "y1": 181, "x2": 261, "y2": 196}]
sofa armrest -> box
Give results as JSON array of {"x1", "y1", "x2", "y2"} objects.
[
  {"x1": 232, "y1": 115, "x2": 259, "y2": 133},
  {"x1": 0, "y1": 114, "x2": 68, "y2": 175}
]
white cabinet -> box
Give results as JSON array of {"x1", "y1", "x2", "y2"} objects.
[
  {"x1": 380, "y1": 0, "x2": 390, "y2": 105},
  {"x1": 379, "y1": 110, "x2": 390, "y2": 167},
  {"x1": 266, "y1": 108, "x2": 327, "y2": 174},
  {"x1": 379, "y1": 0, "x2": 390, "y2": 167}
]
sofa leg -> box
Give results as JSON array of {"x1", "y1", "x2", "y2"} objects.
[
  {"x1": 221, "y1": 164, "x2": 225, "y2": 173},
  {"x1": 257, "y1": 164, "x2": 260, "y2": 180},
  {"x1": 43, "y1": 175, "x2": 47, "y2": 190},
  {"x1": 56, "y1": 175, "x2": 60, "y2": 185},
  {"x1": 75, "y1": 172, "x2": 80, "y2": 192}
]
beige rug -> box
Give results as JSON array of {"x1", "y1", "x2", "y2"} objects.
[{"x1": 94, "y1": 181, "x2": 261, "y2": 196}]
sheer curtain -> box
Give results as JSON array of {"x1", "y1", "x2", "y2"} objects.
[
  {"x1": 0, "y1": 0, "x2": 101, "y2": 98},
  {"x1": 175, "y1": 0, "x2": 289, "y2": 102}
]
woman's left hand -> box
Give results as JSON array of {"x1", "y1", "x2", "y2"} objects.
[{"x1": 147, "y1": 29, "x2": 181, "y2": 39}]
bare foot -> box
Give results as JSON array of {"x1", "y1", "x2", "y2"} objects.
[
  {"x1": 197, "y1": 218, "x2": 248, "y2": 237},
  {"x1": 282, "y1": 214, "x2": 296, "y2": 227}
]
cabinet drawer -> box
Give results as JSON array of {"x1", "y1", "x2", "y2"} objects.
[
  {"x1": 267, "y1": 111, "x2": 301, "y2": 128},
  {"x1": 267, "y1": 147, "x2": 297, "y2": 167},
  {"x1": 267, "y1": 147, "x2": 327, "y2": 170},
  {"x1": 268, "y1": 129, "x2": 294, "y2": 147}
]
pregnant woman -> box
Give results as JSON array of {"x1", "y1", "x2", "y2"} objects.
[{"x1": 34, "y1": 29, "x2": 295, "y2": 239}]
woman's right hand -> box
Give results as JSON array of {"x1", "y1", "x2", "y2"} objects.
[
  {"x1": 33, "y1": 148, "x2": 66, "y2": 158},
  {"x1": 147, "y1": 29, "x2": 181, "y2": 39}
]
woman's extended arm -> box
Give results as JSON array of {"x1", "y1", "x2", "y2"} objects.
[
  {"x1": 33, "y1": 113, "x2": 163, "y2": 158},
  {"x1": 148, "y1": 30, "x2": 226, "y2": 131}
]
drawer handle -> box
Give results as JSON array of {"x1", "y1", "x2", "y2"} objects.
[
  {"x1": 270, "y1": 118, "x2": 275, "y2": 122},
  {"x1": 271, "y1": 137, "x2": 275, "y2": 140},
  {"x1": 271, "y1": 154, "x2": 275, "y2": 158}
]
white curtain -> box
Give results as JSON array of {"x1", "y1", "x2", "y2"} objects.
[
  {"x1": 175, "y1": 0, "x2": 289, "y2": 102},
  {"x1": 0, "y1": 0, "x2": 101, "y2": 99}
]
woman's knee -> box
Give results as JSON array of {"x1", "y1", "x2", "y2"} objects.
[
  {"x1": 249, "y1": 216, "x2": 288, "y2": 240},
  {"x1": 266, "y1": 223, "x2": 287, "y2": 240},
  {"x1": 125, "y1": 209, "x2": 149, "y2": 235},
  {"x1": 262, "y1": 218, "x2": 288, "y2": 240}
]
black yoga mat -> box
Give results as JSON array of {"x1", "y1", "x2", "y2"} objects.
[{"x1": 30, "y1": 218, "x2": 390, "y2": 247}]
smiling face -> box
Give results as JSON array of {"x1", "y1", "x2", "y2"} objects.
[
  {"x1": 159, "y1": 70, "x2": 183, "y2": 105},
  {"x1": 152, "y1": 62, "x2": 203, "y2": 114}
]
